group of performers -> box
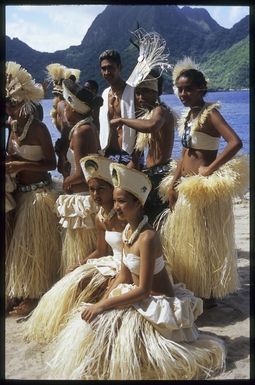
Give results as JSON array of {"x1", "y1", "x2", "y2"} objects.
[{"x1": 5, "y1": 28, "x2": 248, "y2": 380}]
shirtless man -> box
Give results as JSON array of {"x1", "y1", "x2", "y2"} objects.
[
  {"x1": 110, "y1": 72, "x2": 175, "y2": 224},
  {"x1": 99, "y1": 50, "x2": 137, "y2": 165}
]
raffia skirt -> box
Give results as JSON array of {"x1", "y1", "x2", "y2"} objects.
[
  {"x1": 159, "y1": 155, "x2": 249, "y2": 298},
  {"x1": 46, "y1": 283, "x2": 225, "y2": 380},
  {"x1": 23, "y1": 254, "x2": 121, "y2": 344},
  {"x1": 56, "y1": 194, "x2": 98, "y2": 276},
  {"x1": 5, "y1": 187, "x2": 61, "y2": 300}
]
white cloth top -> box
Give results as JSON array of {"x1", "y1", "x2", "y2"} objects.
[
  {"x1": 109, "y1": 282, "x2": 203, "y2": 341},
  {"x1": 99, "y1": 85, "x2": 136, "y2": 154},
  {"x1": 123, "y1": 252, "x2": 165, "y2": 275},
  {"x1": 190, "y1": 131, "x2": 220, "y2": 151},
  {"x1": 11, "y1": 140, "x2": 44, "y2": 161},
  {"x1": 86, "y1": 231, "x2": 123, "y2": 276},
  {"x1": 66, "y1": 147, "x2": 76, "y2": 175}
]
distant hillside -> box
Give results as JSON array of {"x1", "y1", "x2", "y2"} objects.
[
  {"x1": 201, "y1": 36, "x2": 249, "y2": 90},
  {"x1": 5, "y1": 5, "x2": 249, "y2": 93}
]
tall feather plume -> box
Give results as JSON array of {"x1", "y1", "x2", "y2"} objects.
[{"x1": 127, "y1": 28, "x2": 172, "y2": 87}]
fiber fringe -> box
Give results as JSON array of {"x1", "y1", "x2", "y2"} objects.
[
  {"x1": 6, "y1": 189, "x2": 61, "y2": 299},
  {"x1": 59, "y1": 227, "x2": 97, "y2": 276},
  {"x1": 47, "y1": 304, "x2": 225, "y2": 380},
  {"x1": 160, "y1": 156, "x2": 249, "y2": 298},
  {"x1": 24, "y1": 264, "x2": 110, "y2": 344}
]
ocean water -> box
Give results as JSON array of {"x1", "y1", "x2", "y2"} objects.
[{"x1": 35, "y1": 90, "x2": 250, "y2": 178}]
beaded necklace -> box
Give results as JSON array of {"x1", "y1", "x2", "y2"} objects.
[
  {"x1": 98, "y1": 206, "x2": 116, "y2": 223},
  {"x1": 122, "y1": 215, "x2": 148, "y2": 246}
]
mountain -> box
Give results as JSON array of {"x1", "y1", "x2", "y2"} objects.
[{"x1": 5, "y1": 5, "x2": 249, "y2": 93}]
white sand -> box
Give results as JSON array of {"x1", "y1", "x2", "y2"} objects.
[{"x1": 5, "y1": 194, "x2": 250, "y2": 380}]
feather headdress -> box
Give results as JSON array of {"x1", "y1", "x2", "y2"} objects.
[
  {"x1": 5, "y1": 61, "x2": 44, "y2": 116},
  {"x1": 172, "y1": 57, "x2": 200, "y2": 85},
  {"x1": 127, "y1": 28, "x2": 172, "y2": 88},
  {"x1": 46, "y1": 63, "x2": 80, "y2": 95}
]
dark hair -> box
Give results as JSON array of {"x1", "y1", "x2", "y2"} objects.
[
  {"x1": 99, "y1": 50, "x2": 121, "y2": 66},
  {"x1": 84, "y1": 80, "x2": 99, "y2": 94},
  {"x1": 177, "y1": 69, "x2": 208, "y2": 96},
  {"x1": 63, "y1": 79, "x2": 103, "y2": 110}
]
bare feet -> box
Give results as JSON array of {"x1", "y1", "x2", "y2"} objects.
[{"x1": 9, "y1": 298, "x2": 38, "y2": 316}]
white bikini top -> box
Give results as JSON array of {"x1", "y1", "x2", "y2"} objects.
[
  {"x1": 188, "y1": 131, "x2": 220, "y2": 151},
  {"x1": 66, "y1": 147, "x2": 76, "y2": 175},
  {"x1": 11, "y1": 140, "x2": 44, "y2": 161},
  {"x1": 105, "y1": 231, "x2": 123, "y2": 259},
  {"x1": 123, "y1": 252, "x2": 165, "y2": 276}
]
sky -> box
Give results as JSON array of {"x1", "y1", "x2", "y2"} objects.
[{"x1": 5, "y1": 4, "x2": 250, "y2": 53}]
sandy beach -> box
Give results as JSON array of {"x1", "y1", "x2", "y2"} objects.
[{"x1": 5, "y1": 193, "x2": 250, "y2": 380}]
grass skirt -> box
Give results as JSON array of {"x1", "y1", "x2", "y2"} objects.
[
  {"x1": 160, "y1": 156, "x2": 249, "y2": 298},
  {"x1": 6, "y1": 188, "x2": 61, "y2": 299},
  {"x1": 24, "y1": 255, "x2": 119, "y2": 344},
  {"x1": 47, "y1": 285, "x2": 225, "y2": 380},
  {"x1": 56, "y1": 194, "x2": 98, "y2": 276}
]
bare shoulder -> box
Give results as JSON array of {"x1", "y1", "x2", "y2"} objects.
[{"x1": 140, "y1": 227, "x2": 159, "y2": 245}]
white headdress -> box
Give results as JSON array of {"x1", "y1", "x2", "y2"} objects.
[
  {"x1": 5, "y1": 61, "x2": 44, "y2": 116},
  {"x1": 126, "y1": 28, "x2": 172, "y2": 88},
  {"x1": 110, "y1": 163, "x2": 152, "y2": 206},
  {"x1": 46, "y1": 63, "x2": 80, "y2": 95},
  {"x1": 80, "y1": 155, "x2": 113, "y2": 185},
  {"x1": 172, "y1": 57, "x2": 200, "y2": 85}
]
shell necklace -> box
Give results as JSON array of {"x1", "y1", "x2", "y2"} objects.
[
  {"x1": 98, "y1": 206, "x2": 116, "y2": 223},
  {"x1": 12, "y1": 115, "x2": 34, "y2": 142},
  {"x1": 122, "y1": 215, "x2": 148, "y2": 246}
]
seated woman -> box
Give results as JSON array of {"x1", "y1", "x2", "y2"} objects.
[
  {"x1": 5, "y1": 61, "x2": 61, "y2": 316},
  {"x1": 47, "y1": 163, "x2": 225, "y2": 380},
  {"x1": 159, "y1": 57, "x2": 248, "y2": 306},
  {"x1": 24, "y1": 155, "x2": 126, "y2": 344},
  {"x1": 55, "y1": 79, "x2": 103, "y2": 275}
]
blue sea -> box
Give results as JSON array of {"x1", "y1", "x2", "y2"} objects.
[{"x1": 39, "y1": 90, "x2": 249, "y2": 178}]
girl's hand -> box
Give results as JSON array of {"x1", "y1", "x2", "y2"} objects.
[
  {"x1": 6, "y1": 161, "x2": 24, "y2": 174},
  {"x1": 198, "y1": 165, "x2": 213, "y2": 177},
  {"x1": 81, "y1": 302, "x2": 105, "y2": 323}
]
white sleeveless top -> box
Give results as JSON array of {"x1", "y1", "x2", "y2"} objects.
[
  {"x1": 66, "y1": 147, "x2": 76, "y2": 175},
  {"x1": 105, "y1": 231, "x2": 123, "y2": 259},
  {"x1": 11, "y1": 140, "x2": 44, "y2": 161},
  {"x1": 123, "y1": 252, "x2": 165, "y2": 275},
  {"x1": 189, "y1": 131, "x2": 220, "y2": 151}
]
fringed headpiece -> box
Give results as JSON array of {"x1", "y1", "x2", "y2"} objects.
[
  {"x1": 46, "y1": 63, "x2": 80, "y2": 96},
  {"x1": 110, "y1": 163, "x2": 152, "y2": 206},
  {"x1": 80, "y1": 155, "x2": 113, "y2": 185},
  {"x1": 127, "y1": 28, "x2": 172, "y2": 88},
  {"x1": 172, "y1": 57, "x2": 200, "y2": 85},
  {"x1": 5, "y1": 61, "x2": 44, "y2": 116}
]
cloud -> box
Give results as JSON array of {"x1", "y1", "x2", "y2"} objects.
[{"x1": 6, "y1": 5, "x2": 107, "y2": 53}]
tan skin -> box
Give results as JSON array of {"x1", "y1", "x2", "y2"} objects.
[
  {"x1": 111, "y1": 86, "x2": 175, "y2": 168},
  {"x1": 62, "y1": 103, "x2": 100, "y2": 194},
  {"x1": 168, "y1": 75, "x2": 242, "y2": 209},
  {"x1": 67, "y1": 177, "x2": 126, "y2": 273},
  {"x1": 81, "y1": 187, "x2": 174, "y2": 323},
  {"x1": 6, "y1": 102, "x2": 56, "y2": 184},
  {"x1": 6, "y1": 101, "x2": 56, "y2": 315},
  {"x1": 100, "y1": 58, "x2": 127, "y2": 152}
]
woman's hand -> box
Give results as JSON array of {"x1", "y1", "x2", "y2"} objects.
[
  {"x1": 62, "y1": 176, "x2": 73, "y2": 193},
  {"x1": 81, "y1": 302, "x2": 105, "y2": 323},
  {"x1": 6, "y1": 161, "x2": 25, "y2": 175},
  {"x1": 198, "y1": 165, "x2": 213, "y2": 177},
  {"x1": 110, "y1": 118, "x2": 122, "y2": 128},
  {"x1": 168, "y1": 187, "x2": 178, "y2": 210}
]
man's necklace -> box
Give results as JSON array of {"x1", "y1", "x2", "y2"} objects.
[{"x1": 122, "y1": 215, "x2": 148, "y2": 246}]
